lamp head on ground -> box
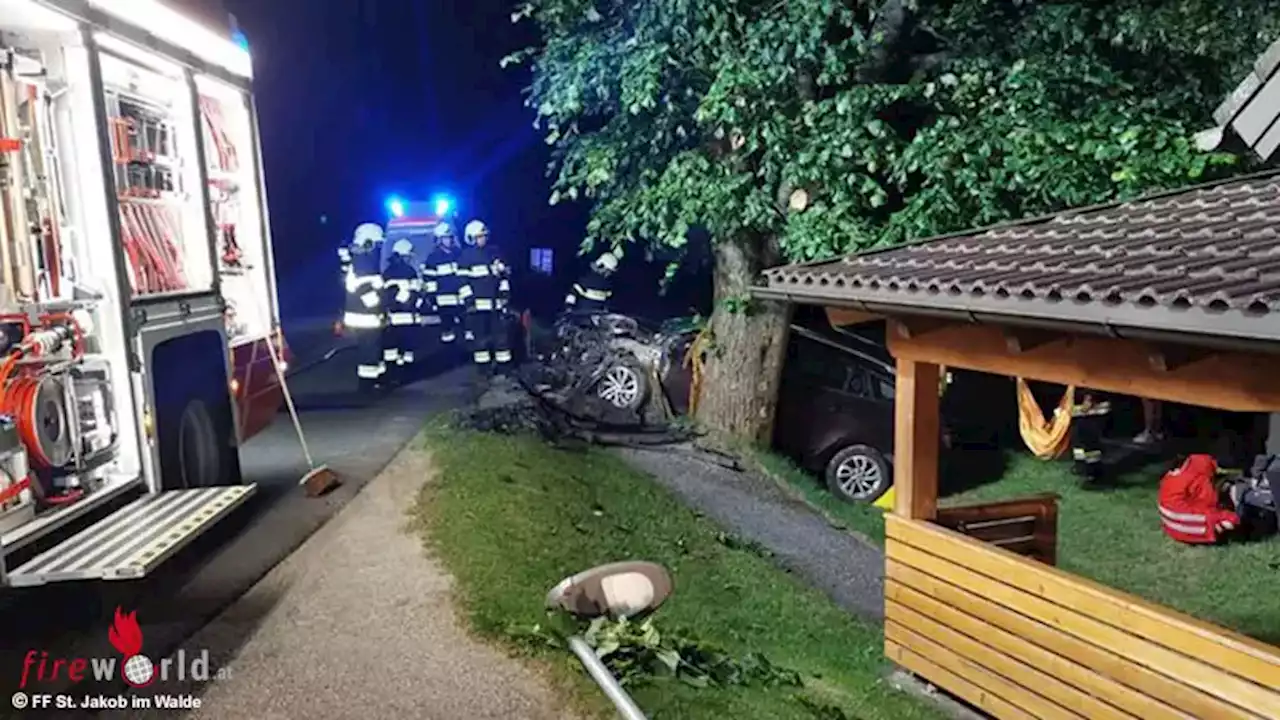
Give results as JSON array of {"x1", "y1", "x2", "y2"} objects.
[{"x1": 546, "y1": 561, "x2": 673, "y2": 620}]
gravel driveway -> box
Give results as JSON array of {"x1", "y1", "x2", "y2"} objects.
[{"x1": 617, "y1": 447, "x2": 887, "y2": 620}]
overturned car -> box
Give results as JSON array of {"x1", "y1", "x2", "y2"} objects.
[{"x1": 520, "y1": 312, "x2": 697, "y2": 427}]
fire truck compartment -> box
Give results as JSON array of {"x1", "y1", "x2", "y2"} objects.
[
  {"x1": 6, "y1": 483, "x2": 255, "y2": 586},
  {"x1": 0, "y1": 1, "x2": 275, "y2": 587}
]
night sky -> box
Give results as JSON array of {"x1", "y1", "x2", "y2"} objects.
[{"x1": 226, "y1": 0, "x2": 708, "y2": 323}]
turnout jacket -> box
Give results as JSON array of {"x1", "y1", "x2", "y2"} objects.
[
  {"x1": 456, "y1": 245, "x2": 510, "y2": 311},
  {"x1": 341, "y1": 243, "x2": 384, "y2": 329},
  {"x1": 382, "y1": 254, "x2": 422, "y2": 326},
  {"x1": 421, "y1": 246, "x2": 462, "y2": 309},
  {"x1": 565, "y1": 269, "x2": 613, "y2": 312}
]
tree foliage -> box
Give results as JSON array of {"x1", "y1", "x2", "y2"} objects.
[
  {"x1": 507, "y1": 0, "x2": 1268, "y2": 267},
  {"x1": 507, "y1": 0, "x2": 1274, "y2": 440}
]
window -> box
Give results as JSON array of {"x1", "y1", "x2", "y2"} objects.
[
  {"x1": 877, "y1": 375, "x2": 896, "y2": 401},
  {"x1": 845, "y1": 368, "x2": 872, "y2": 399},
  {"x1": 791, "y1": 340, "x2": 851, "y2": 390},
  {"x1": 530, "y1": 247, "x2": 553, "y2": 274}
]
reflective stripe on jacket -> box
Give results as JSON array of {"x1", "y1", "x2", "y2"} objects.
[
  {"x1": 1158, "y1": 454, "x2": 1239, "y2": 544},
  {"x1": 343, "y1": 311, "x2": 383, "y2": 329},
  {"x1": 343, "y1": 243, "x2": 384, "y2": 314},
  {"x1": 456, "y1": 245, "x2": 506, "y2": 309},
  {"x1": 566, "y1": 269, "x2": 612, "y2": 311},
  {"x1": 382, "y1": 255, "x2": 421, "y2": 319}
]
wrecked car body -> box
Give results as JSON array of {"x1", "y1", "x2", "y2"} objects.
[{"x1": 520, "y1": 312, "x2": 697, "y2": 429}]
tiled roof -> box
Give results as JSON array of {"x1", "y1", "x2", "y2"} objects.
[{"x1": 757, "y1": 172, "x2": 1280, "y2": 345}]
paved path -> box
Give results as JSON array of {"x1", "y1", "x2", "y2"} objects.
[
  {"x1": 125, "y1": 446, "x2": 578, "y2": 720},
  {"x1": 619, "y1": 448, "x2": 887, "y2": 619}
]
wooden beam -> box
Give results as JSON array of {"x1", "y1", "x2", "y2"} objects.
[
  {"x1": 890, "y1": 317, "x2": 951, "y2": 340},
  {"x1": 1147, "y1": 344, "x2": 1212, "y2": 373},
  {"x1": 893, "y1": 359, "x2": 941, "y2": 520},
  {"x1": 888, "y1": 323, "x2": 1280, "y2": 413},
  {"x1": 824, "y1": 306, "x2": 881, "y2": 328},
  {"x1": 1003, "y1": 328, "x2": 1057, "y2": 354}
]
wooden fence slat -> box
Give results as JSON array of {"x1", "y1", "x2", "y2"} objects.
[
  {"x1": 887, "y1": 620, "x2": 1083, "y2": 720},
  {"x1": 887, "y1": 577, "x2": 1187, "y2": 720},
  {"x1": 887, "y1": 640, "x2": 1037, "y2": 720},
  {"x1": 886, "y1": 515, "x2": 1280, "y2": 694},
  {"x1": 887, "y1": 599, "x2": 1115, "y2": 719},
  {"x1": 886, "y1": 537, "x2": 1275, "y2": 719},
  {"x1": 887, "y1": 561, "x2": 1199, "y2": 720}
]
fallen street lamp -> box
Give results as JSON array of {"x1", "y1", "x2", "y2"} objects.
[{"x1": 546, "y1": 561, "x2": 674, "y2": 720}]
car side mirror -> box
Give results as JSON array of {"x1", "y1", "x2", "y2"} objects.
[{"x1": 546, "y1": 561, "x2": 673, "y2": 620}]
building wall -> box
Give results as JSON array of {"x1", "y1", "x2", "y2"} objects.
[{"x1": 162, "y1": 0, "x2": 232, "y2": 37}]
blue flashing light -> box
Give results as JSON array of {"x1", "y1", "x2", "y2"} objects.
[
  {"x1": 232, "y1": 30, "x2": 250, "y2": 51},
  {"x1": 433, "y1": 195, "x2": 453, "y2": 217},
  {"x1": 387, "y1": 197, "x2": 405, "y2": 218}
]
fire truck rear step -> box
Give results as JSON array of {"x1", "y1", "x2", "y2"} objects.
[{"x1": 6, "y1": 485, "x2": 256, "y2": 587}]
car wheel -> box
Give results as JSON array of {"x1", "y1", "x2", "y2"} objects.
[
  {"x1": 596, "y1": 360, "x2": 648, "y2": 411},
  {"x1": 824, "y1": 444, "x2": 891, "y2": 503}
]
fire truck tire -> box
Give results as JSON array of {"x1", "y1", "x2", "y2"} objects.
[{"x1": 163, "y1": 398, "x2": 224, "y2": 489}]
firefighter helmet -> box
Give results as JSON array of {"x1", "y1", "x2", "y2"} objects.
[
  {"x1": 352, "y1": 222, "x2": 383, "y2": 247},
  {"x1": 464, "y1": 220, "x2": 488, "y2": 245},
  {"x1": 594, "y1": 251, "x2": 619, "y2": 273},
  {"x1": 392, "y1": 239, "x2": 414, "y2": 256},
  {"x1": 433, "y1": 222, "x2": 455, "y2": 239}
]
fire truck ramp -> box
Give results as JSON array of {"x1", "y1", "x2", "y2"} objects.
[{"x1": 7, "y1": 485, "x2": 256, "y2": 587}]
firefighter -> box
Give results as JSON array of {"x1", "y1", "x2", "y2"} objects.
[
  {"x1": 342, "y1": 222, "x2": 387, "y2": 389},
  {"x1": 1069, "y1": 389, "x2": 1110, "y2": 482},
  {"x1": 381, "y1": 238, "x2": 422, "y2": 383},
  {"x1": 420, "y1": 222, "x2": 462, "y2": 348},
  {"x1": 457, "y1": 220, "x2": 512, "y2": 388},
  {"x1": 564, "y1": 251, "x2": 618, "y2": 313}
]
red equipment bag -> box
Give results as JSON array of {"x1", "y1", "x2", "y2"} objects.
[{"x1": 1158, "y1": 454, "x2": 1239, "y2": 544}]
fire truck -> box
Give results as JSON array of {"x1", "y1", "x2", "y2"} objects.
[
  {"x1": 0, "y1": 0, "x2": 286, "y2": 586},
  {"x1": 381, "y1": 194, "x2": 457, "y2": 266}
]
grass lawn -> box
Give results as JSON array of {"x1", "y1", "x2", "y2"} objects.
[
  {"x1": 760, "y1": 448, "x2": 1280, "y2": 645},
  {"x1": 412, "y1": 422, "x2": 943, "y2": 720}
]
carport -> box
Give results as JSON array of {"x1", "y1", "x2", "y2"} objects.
[{"x1": 754, "y1": 171, "x2": 1280, "y2": 719}]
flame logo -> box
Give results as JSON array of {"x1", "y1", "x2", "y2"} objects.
[
  {"x1": 108, "y1": 607, "x2": 155, "y2": 688},
  {"x1": 108, "y1": 607, "x2": 143, "y2": 658}
]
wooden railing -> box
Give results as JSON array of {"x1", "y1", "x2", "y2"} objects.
[
  {"x1": 884, "y1": 514, "x2": 1280, "y2": 720},
  {"x1": 935, "y1": 493, "x2": 1059, "y2": 565}
]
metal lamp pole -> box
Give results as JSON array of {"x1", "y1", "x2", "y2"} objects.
[{"x1": 566, "y1": 635, "x2": 647, "y2": 720}]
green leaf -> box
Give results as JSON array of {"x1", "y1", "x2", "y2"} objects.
[{"x1": 656, "y1": 648, "x2": 681, "y2": 671}]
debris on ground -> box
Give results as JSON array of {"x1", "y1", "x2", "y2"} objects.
[
  {"x1": 452, "y1": 374, "x2": 698, "y2": 449},
  {"x1": 452, "y1": 310, "x2": 708, "y2": 450}
]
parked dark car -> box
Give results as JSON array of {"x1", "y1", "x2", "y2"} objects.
[{"x1": 773, "y1": 320, "x2": 909, "y2": 503}]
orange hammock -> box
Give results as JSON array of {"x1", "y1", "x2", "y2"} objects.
[{"x1": 1017, "y1": 378, "x2": 1074, "y2": 460}]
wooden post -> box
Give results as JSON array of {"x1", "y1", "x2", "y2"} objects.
[{"x1": 894, "y1": 359, "x2": 941, "y2": 520}]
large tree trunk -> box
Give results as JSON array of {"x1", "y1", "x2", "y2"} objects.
[{"x1": 695, "y1": 236, "x2": 792, "y2": 444}]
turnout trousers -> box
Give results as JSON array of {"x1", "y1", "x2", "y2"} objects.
[
  {"x1": 437, "y1": 304, "x2": 463, "y2": 345},
  {"x1": 464, "y1": 309, "x2": 512, "y2": 375},
  {"x1": 1070, "y1": 391, "x2": 1110, "y2": 481},
  {"x1": 382, "y1": 323, "x2": 417, "y2": 378},
  {"x1": 351, "y1": 328, "x2": 386, "y2": 388}
]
